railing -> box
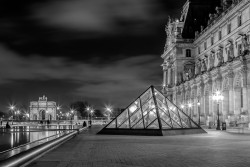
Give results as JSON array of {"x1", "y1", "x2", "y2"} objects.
[
  {"x1": 0, "y1": 127, "x2": 86, "y2": 167},
  {"x1": 0, "y1": 130, "x2": 72, "y2": 155}
]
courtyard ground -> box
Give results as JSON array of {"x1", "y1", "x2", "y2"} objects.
[{"x1": 27, "y1": 125, "x2": 250, "y2": 167}]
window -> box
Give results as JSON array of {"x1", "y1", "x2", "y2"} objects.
[
  {"x1": 177, "y1": 27, "x2": 182, "y2": 33},
  {"x1": 219, "y1": 30, "x2": 222, "y2": 40},
  {"x1": 238, "y1": 15, "x2": 242, "y2": 27},
  {"x1": 211, "y1": 36, "x2": 214, "y2": 45},
  {"x1": 204, "y1": 41, "x2": 207, "y2": 50},
  {"x1": 238, "y1": 43, "x2": 242, "y2": 55},
  {"x1": 186, "y1": 49, "x2": 191, "y2": 57},
  {"x1": 227, "y1": 23, "x2": 231, "y2": 34}
]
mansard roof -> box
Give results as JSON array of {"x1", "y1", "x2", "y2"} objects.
[{"x1": 182, "y1": 0, "x2": 221, "y2": 39}]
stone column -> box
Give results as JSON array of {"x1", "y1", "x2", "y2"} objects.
[
  {"x1": 163, "y1": 67, "x2": 168, "y2": 87},
  {"x1": 222, "y1": 90, "x2": 229, "y2": 121},
  {"x1": 172, "y1": 67, "x2": 176, "y2": 86},
  {"x1": 228, "y1": 73, "x2": 234, "y2": 115},
  {"x1": 247, "y1": 84, "x2": 250, "y2": 126},
  {"x1": 168, "y1": 68, "x2": 172, "y2": 86},
  {"x1": 234, "y1": 88, "x2": 241, "y2": 115},
  {"x1": 242, "y1": 86, "x2": 248, "y2": 113}
]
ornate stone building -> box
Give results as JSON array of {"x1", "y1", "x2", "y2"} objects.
[
  {"x1": 162, "y1": 0, "x2": 250, "y2": 126},
  {"x1": 29, "y1": 95, "x2": 57, "y2": 121}
]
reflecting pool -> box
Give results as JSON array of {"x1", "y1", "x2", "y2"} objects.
[{"x1": 0, "y1": 125, "x2": 78, "y2": 152}]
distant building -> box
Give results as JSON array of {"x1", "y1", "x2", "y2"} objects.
[
  {"x1": 162, "y1": 0, "x2": 250, "y2": 126},
  {"x1": 30, "y1": 95, "x2": 57, "y2": 120}
]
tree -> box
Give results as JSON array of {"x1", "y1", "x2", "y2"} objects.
[
  {"x1": 93, "y1": 109, "x2": 104, "y2": 117},
  {"x1": 0, "y1": 110, "x2": 8, "y2": 119},
  {"x1": 70, "y1": 101, "x2": 89, "y2": 118}
]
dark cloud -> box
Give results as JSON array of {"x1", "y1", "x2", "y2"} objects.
[
  {"x1": 0, "y1": 0, "x2": 186, "y2": 112},
  {"x1": 32, "y1": 0, "x2": 166, "y2": 35},
  {"x1": 0, "y1": 44, "x2": 162, "y2": 110}
]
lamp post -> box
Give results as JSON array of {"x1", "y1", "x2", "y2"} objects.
[
  {"x1": 9, "y1": 105, "x2": 15, "y2": 125},
  {"x1": 197, "y1": 101, "x2": 201, "y2": 126},
  {"x1": 70, "y1": 109, "x2": 75, "y2": 124},
  {"x1": 105, "y1": 106, "x2": 112, "y2": 121},
  {"x1": 86, "y1": 106, "x2": 90, "y2": 120},
  {"x1": 16, "y1": 110, "x2": 20, "y2": 121},
  {"x1": 56, "y1": 106, "x2": 61, "y2": 120},
  {"x1": 90, "y1": 109, "x2": 94, "y2": 127},
  {"x1": 212, "y1": 90, "x2": 224, "y2": 130}
]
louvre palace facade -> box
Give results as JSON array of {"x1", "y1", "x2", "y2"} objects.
[{"x1": 162, "y1": 0, "x2": 250, "y2": 127}]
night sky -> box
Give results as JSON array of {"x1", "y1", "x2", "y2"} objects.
[{"x1": 0, "y1": 0, "x2": 185, "y2": 112}]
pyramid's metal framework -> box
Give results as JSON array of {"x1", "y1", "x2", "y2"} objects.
[{"x1": 98, "y1": 86, "x2": 206, "y2": 136}]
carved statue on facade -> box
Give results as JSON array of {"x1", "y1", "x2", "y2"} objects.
[
  {"x1": 204, "y1": 55, "x2": 208, "y2": 69},
  {"x1": 201, "y1": 25, "x2": 204, "y2": 32},
  {"x1": 201, "y1": 59, "x2": 207, "y2": 73},
  {"x1": 208, "y1": 51, "x2": 215, "y2": 70},
  {"x1": 215, "y1": 6, "x2": 222, "y2": 15},
  {"x1": 242, "y1": 34, "x2": 250, "y2": 53},
  {"x1": 227, "y1": 41, "x2": 234, "y2": 61},
  {"x1": 178, "y1": 72, "x2": 184, "y2": 84},
  {"x1": 216, "y1": 48, "x2": 224, "y2": 66},
  {"x1": 195, "y1": 60, "x2": 201, "y2": 76},
  {"x1": 222, "y1": 0, "x2": 232, "y2": 10}
]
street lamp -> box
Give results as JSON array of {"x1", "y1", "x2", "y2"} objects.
[
  {"x1": 17, "y1": 110, "x2": 20, "y2": 121},
  {"x1": 56, "y1": 106, "x2": 61, "y2": 120},
  {"x1": 90, "y1": 109, "x2": 94, "y2": 126},
  {"x1": 212, "y1": 90, "x2": 224, "y2": 130},
  {"x1": 70, "y1": 109, "x2": 75, "y2": 124},
  {"x1": 105, "y1": 106, "x2": 112, "y2": 121},
  {"x1": 86, "y1": 106, "x2": 90, "y2": 120},
  {"x1": 9, "y1": 105, "x2": 15, "y2": 125},
  {"x1": 197, "y1": 101, "x2": 201, "y2": 126}
]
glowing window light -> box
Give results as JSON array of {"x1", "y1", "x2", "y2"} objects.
[{"x1": 129, "y1": 105, "x2": 137, "y2": 113}]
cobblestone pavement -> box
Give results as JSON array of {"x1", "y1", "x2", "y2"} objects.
[{"x1": 27, "y1": 126, "x2": 250, "y2": 167}]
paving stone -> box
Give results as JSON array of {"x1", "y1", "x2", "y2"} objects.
[{"x1": 28, "y1": 126, "x2": 250, "y2": 167}]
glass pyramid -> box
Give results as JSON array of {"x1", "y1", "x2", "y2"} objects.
[{"x1": 98, "y1": 86, "x2": 205, "y2": 136}]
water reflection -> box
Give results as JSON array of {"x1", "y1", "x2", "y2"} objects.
[{"x1": 0, "y1": 125, "x2": 76, "y2": 152}]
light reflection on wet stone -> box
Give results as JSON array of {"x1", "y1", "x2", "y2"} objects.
[{"x1": 0, "y1": 125, "x2": 75, "y2": 152}]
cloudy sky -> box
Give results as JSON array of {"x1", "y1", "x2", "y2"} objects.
[{"x1": 0, "y1": 0, "x2": 185, "y2": 112}]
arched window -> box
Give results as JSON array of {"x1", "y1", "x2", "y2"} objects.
[{"x1": 186, "y1": 49, "x2": 191, "y2": 57}]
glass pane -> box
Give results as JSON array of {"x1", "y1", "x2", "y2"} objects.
[
  {"x1": 154, "y1": 89, "x2": 165, "y2": 103},
  {"x1": 106, "y1": 120, "x2": 116, "y2": 128},
  {"x1": 142, "y1": 98, "x2": 155, "y2": 116},
  {"x1": 179, "y1": 111, "x2": 191, "y2": 128},
  {"x1": 156, "y1": 99, "x2": 167, "y2": 112},
  {"x1": 169, "y1": 109, "x2": 182, "y2": 127},
  {"x1": 158, "y1": 108, "x2": 172, "y2": 127},
  {"x1": 130, "y1": 109, "x2": 143, "y2": 127},
  {"x1": 161, "y1": 119, "x2": 172, "y2": 129},
  {"x1": 140, "y1": 89, "x2": 152, "y2": 105},
  {"x1": 147, "y1": 119, "x2": 159, "y2": 129},
  {"x1": 132, "y1": 119, "x2": 144, "y2": 129},
  {"x1": 117, "y1": 109, "x2": 129, "y2": 127},
  {"x1": 128, "y1": 99, "x2": 140, "y2": 116},
  {"x1": 190, "y1": 121, "x2": 199, "y2": 128},
  {"x1": 144, "y1": 109, "x2": 157, "y2": 127},
  {"x1": 171, "y1": 120, "x2": 182, "y2": 129},
  {"x1": 119, "y1": 119, "x2": 130, "y2": 128}
]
